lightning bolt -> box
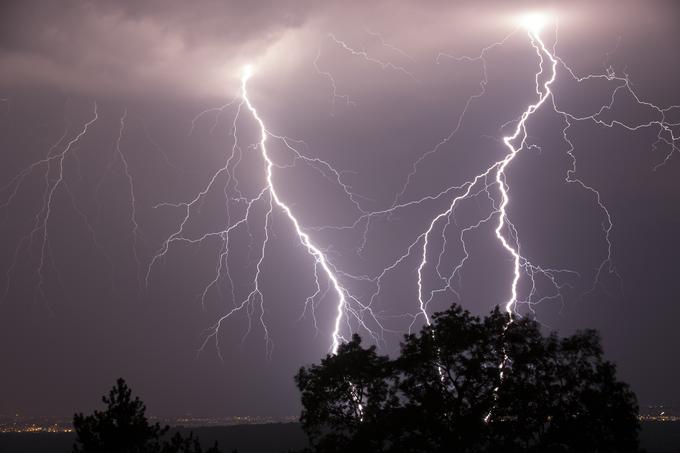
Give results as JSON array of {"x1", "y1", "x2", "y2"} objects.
[
  {"x1": 184, "y1": 16, "x2": 678, "y2": 358},
  {"x1": 181, "y1": 21, "x2": 563, "y2": 360},
  {"x1": 316, "y1": 22, "x2": 569, "y2": 336},
  {"x1": 326, "y1": 33, "x2": 420, "y2": 84},
  {"x1": 1, "y1": 103, "x2": 101, "y2": 304},
  {"x1": 151, "y1": 66, "x2": 383, "y2": 357},
  {"x1": 113, "y1": 109, "x2": 142, "y2": 291},
  {"x1": 495, "y1": 23, "x2": 558, "y2": 314},
  {"x1": 4, "y1": 12, "x2": 678, "y2": 368},
  {"x1": 240, "y1": 68, "x2": 371, "y2": 354},
  {"x1": 314, "y1": 30, "x2": 421, "y2": 114},
  {"x1": 381, "y1": 17, "x2": 616, "y2": 333}
]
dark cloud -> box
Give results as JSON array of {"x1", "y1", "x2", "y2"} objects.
[
  {"x1": 2, "y1": 0, "x2": 676, "y2": 98},
  {"x1": 0, "y1": 0, "x2": 319, "y2": 97}
]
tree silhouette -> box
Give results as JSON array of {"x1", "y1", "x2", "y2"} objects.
[
  {"x1": 493, "y1": 319, "x2": 640, "y2": 452},
  {"x1": 73, "y1": 378, "x2": 222, "y2": 453},
  {"x1": 160, "y1": 431, "x2": 223, "y2": 453},
  {"x1": 295, "y1": 335, "x2": 400, "y2": 453},
  {"x1": 295, "y1": 304, "x2": 641, "y2": 453},
  {"x1": 393, "y1": 306, "x2": 507, "y2": 451}
]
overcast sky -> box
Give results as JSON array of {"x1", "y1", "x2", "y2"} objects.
[{"x1": 1, "y1": 0, "x2": 679, "y2": 418}]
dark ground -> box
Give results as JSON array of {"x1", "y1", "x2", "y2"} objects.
[
  {"x1": 0, "y1": 422, "x2": 678, "y2": 453},
  {"x1": 0, "y1": 424, "x2": 306, "y2": 453}
]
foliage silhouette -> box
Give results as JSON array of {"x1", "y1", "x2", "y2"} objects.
[
  {"x1": 295, "y1": 334, "x2": 400, "y2": 452},
  {"x1": 73, "y1": 378, "x2": 223, "y2": 453},
  {"x1": 295, "y1": 304, "x2": 640, "y2": 453}
]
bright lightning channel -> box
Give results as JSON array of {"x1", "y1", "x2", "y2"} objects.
[
  {"x1": 240, "y1": 65, "x2": 349, "y2": 354},
  {"x1": 497, "y1": 18, "x2": 557, "y2": 314},
  {"x1": 149, "y1": 64, "x2": 384, "y2": 359},
  {"x1": 402, "y1": 17, "x2": 560, "y2": 330}
]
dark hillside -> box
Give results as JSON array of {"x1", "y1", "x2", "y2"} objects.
[{"x1": 1, "y1": 422, "x2": 678, "y2": 453}]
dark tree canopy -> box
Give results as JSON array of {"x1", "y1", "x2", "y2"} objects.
[
  {"x1": 73, "y1": 378, "x2": 222, "y2": 453},
  {"x1": 295, "y1": 335, "x2": 400, "y2": 452},
  {"x1": 295, "y1": 305, "x2": 640, "y2": 453}
]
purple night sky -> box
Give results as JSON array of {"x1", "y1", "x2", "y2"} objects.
[{"x1": 1, "y1": 0, "x2": 679, "y2": 418}]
